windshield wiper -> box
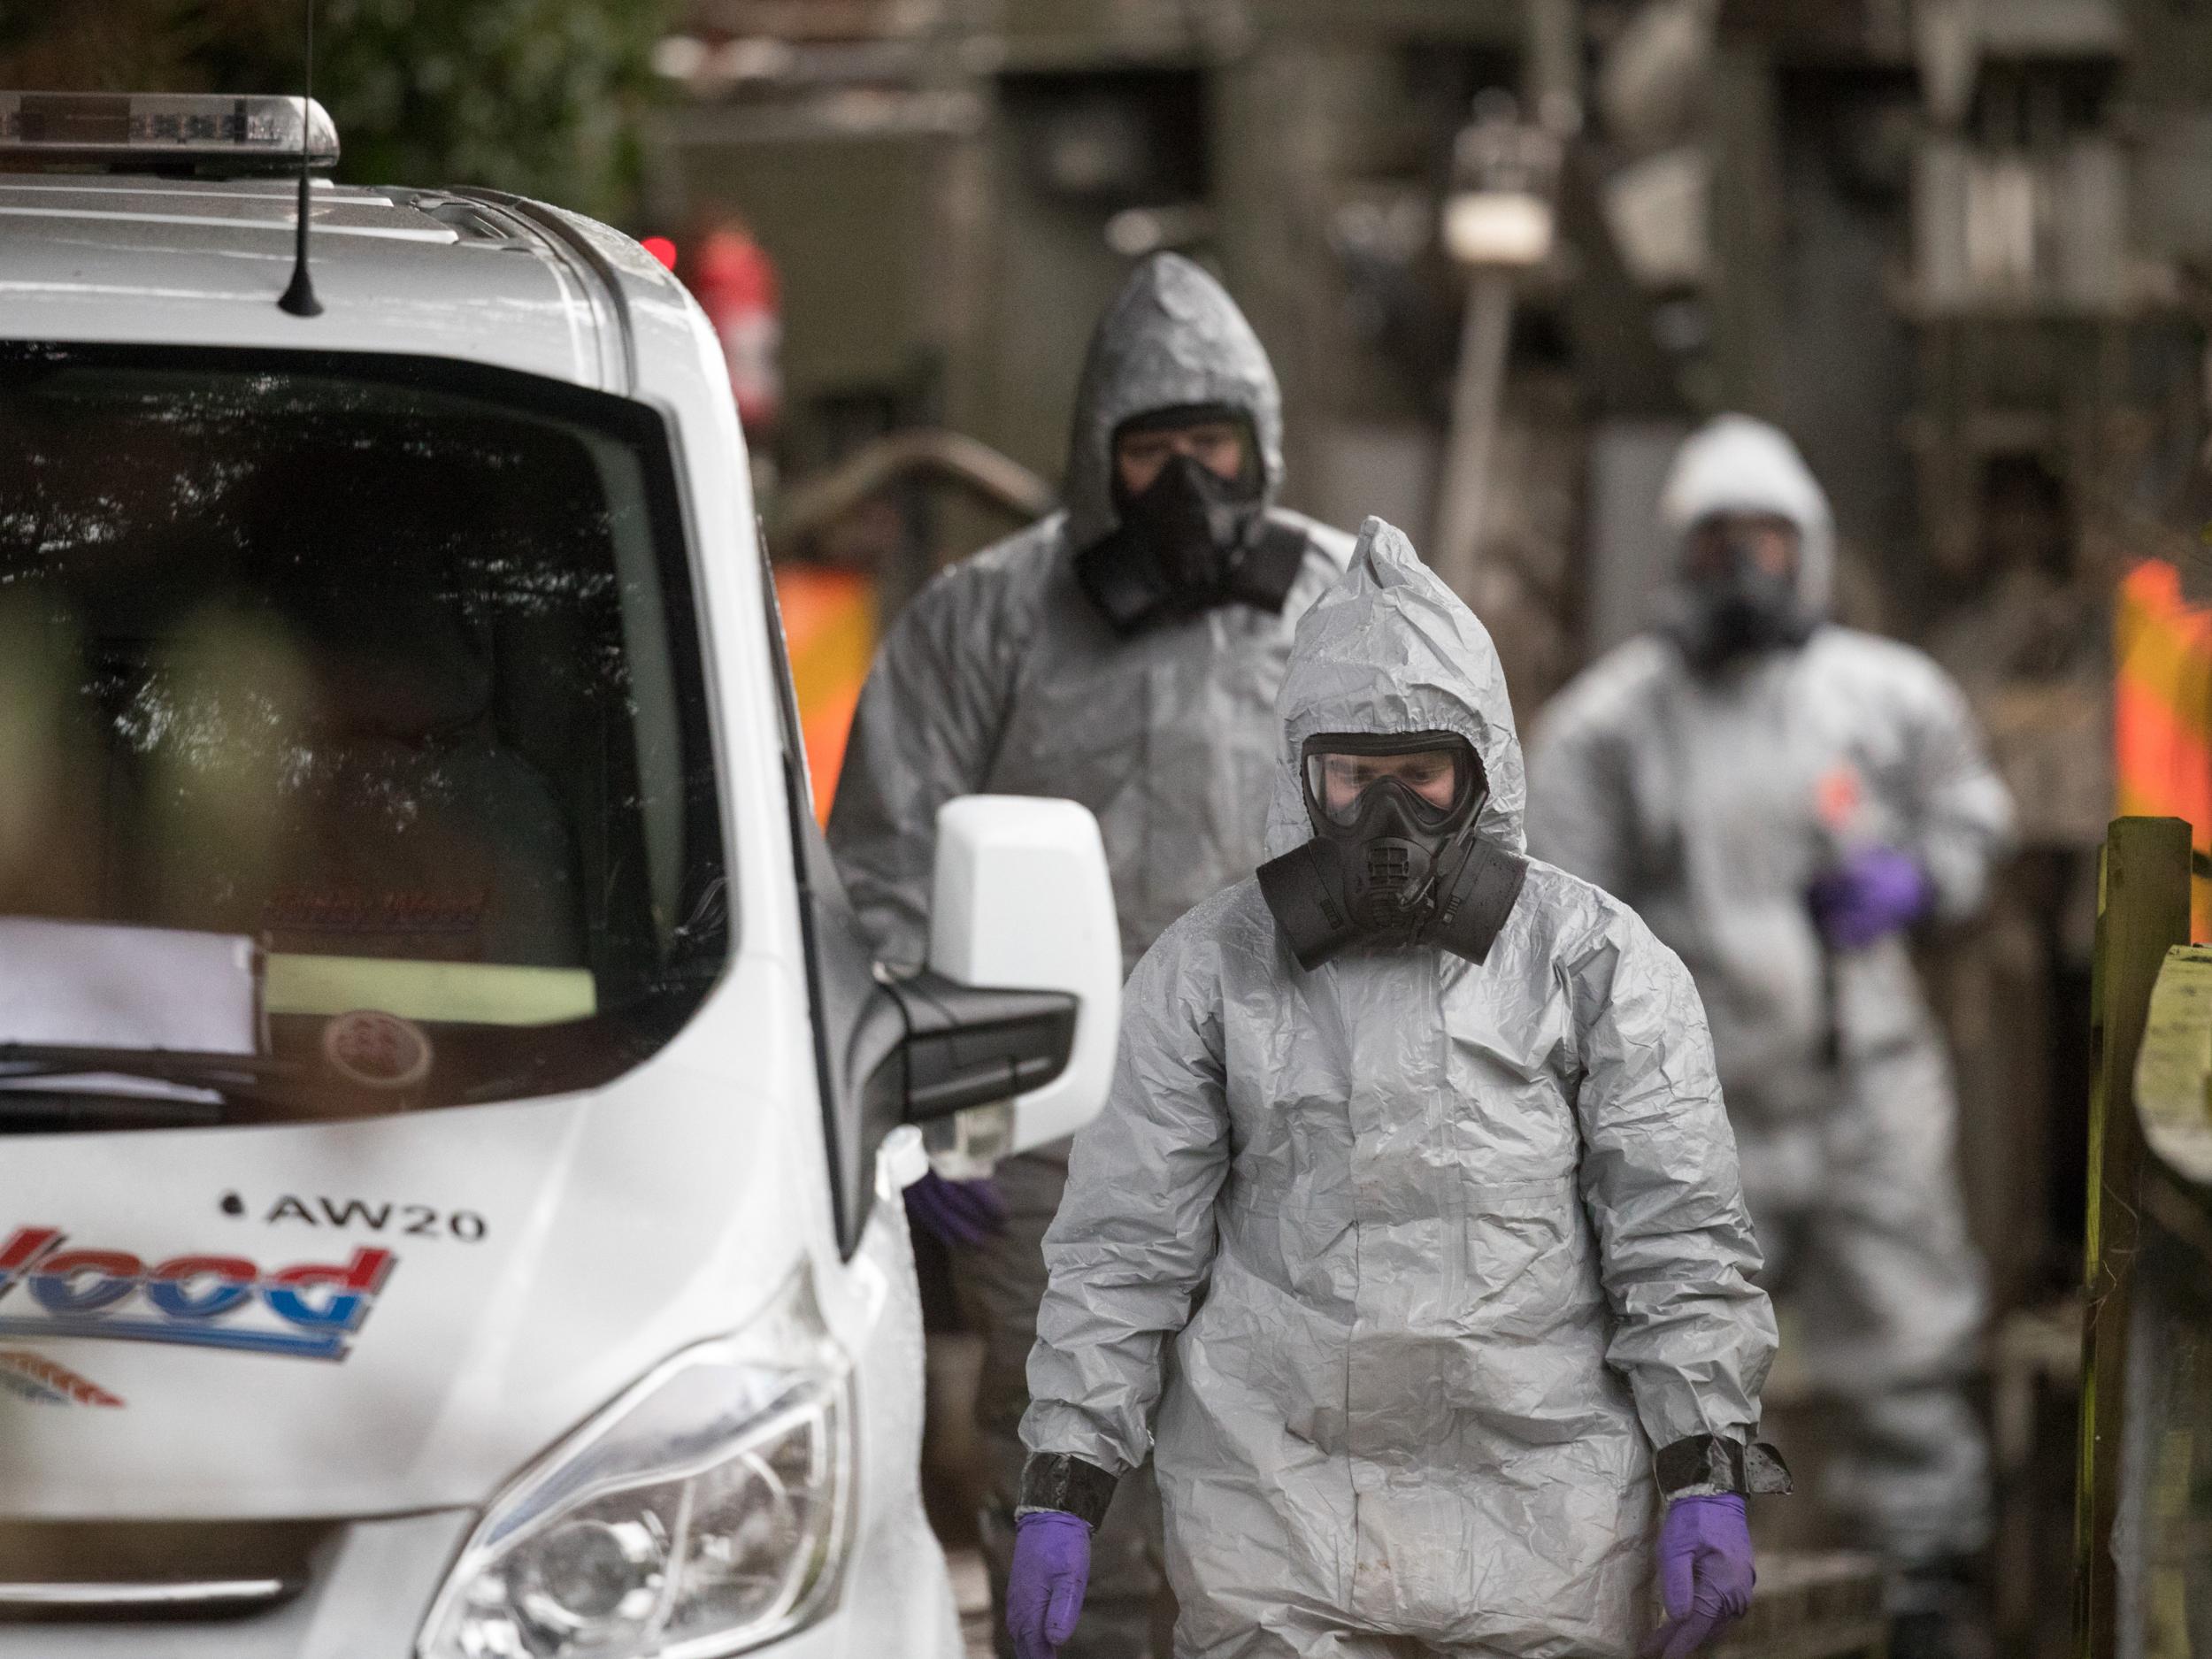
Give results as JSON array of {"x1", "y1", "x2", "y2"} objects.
[
  {"x1": 0, "y1": 1043, "x2": 293, "y2": 1079},
  {"x1": 0, "y1": 1044, "x2": 300, "y2": 1125},
  {"x1": 0, "y1": 1092, "x2": 228, "y2": 1130}
]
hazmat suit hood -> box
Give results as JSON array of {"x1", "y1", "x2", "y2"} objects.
[
  {"x1": 1062, "y1": 253, "x2": 1286, "y2": 553},
  {"x1": 827, "y1": 250, "x2": 1350, "y2": 980},
  {"x1": 1265, "y1": 514, "x2": 1525, "y2": 858},
  {"x1": 1662, "y1": 414, "x2": 1834, "y2": 618}
]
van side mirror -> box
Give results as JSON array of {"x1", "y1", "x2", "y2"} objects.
[
  {"x1": 893, "y1": 796, "x2": 1119, "y2": 1155},
  {"x1": 825, "y1": 795, "x2": 1119, "y2": 1252}
]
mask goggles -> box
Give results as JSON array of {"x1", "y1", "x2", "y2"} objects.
[
  {"x1": 1258, "y1": 730, "x2": 1525, "y2": 971},
  {"x1": 1302, "y1": 733, "x2": 1481, "y2": 836}
]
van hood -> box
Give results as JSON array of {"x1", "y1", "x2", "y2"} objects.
[{"x1": 0, "y1": 976, "x2": 832, "y2": 1519}]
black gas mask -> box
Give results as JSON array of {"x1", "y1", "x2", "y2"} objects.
[
  {"x1": 1256, "y1": 732, "x2": 1526, "y2": 972},
  {"x1": 1074, "y1": 407, "x2": 1305, "y2": 635},
  {"x1": 1663, "y1": 512, "x2": 1815, "y2": 672}
]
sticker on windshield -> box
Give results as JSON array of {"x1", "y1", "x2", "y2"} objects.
[
  {"x1": 265, "y1": 887, "x2": 488, "y2": 940},
  {"x1": 321, "y1": 1010, "x2": 434, "y2": 1091},
  {"x1": 0, "y1": 1227, "x2": 395, "y2": 1362},
  {"x1": 0, "y1": 1348, "x2": 124, "y2": 1408}
]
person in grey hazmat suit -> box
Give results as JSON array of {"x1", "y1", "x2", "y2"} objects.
[
  {"x1": 1525, "y1": 417, "x2": 2013, "y2": 1647},
  {"x1": 1010, "y1": 517, "x2": 1783, "y2": 1659},
  {"x1": 826, "y1": 252, "x2": 1354, "y2": 1658}
]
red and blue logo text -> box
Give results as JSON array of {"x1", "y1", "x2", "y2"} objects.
[{"x1": 0, "y1": 1227, "x2": 396, "y2": 1362}]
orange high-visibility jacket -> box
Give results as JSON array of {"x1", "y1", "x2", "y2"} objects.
[{"x1": 2117, "y1": 557, "x2": 2212, "y2": 937}]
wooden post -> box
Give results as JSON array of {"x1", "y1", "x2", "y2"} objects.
[{"x1": 2073, "y1": 816, "x2": 2192, "y2": 1659}]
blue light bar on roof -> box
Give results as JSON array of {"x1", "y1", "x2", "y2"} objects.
[{"x1": 0, "y1": 92, "x2": 338, "y2": 175}]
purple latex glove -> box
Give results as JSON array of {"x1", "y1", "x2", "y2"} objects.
[
  {"x1": 1007, "y1": 1509, "x2": 1091, "y2": 1659},
  {"x1": 902, "y1": 1171, "x2": 1007, "y2": 1248},
  {"x1": 1642, "y1": 1494, "x2": 1755, "y2": 1659},
  {"x1": 1809, "y1": 846, "x2": 1933, "y2": 950}
]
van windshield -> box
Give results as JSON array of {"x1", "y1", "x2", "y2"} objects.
[{"x1": 0, "y1": 345, "x2": 728, "y2": 1125}]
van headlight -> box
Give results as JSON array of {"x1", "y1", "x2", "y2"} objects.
[{"x1": 418, "y1": 1266, "x2": 854, "y2": 1659}]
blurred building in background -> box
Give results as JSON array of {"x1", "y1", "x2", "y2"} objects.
[{"x1": 643, "y1": 0, "x2": 2212, "y2": 714}]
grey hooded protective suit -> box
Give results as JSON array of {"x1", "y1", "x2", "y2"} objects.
[
  {"x1": 827, "y1": 252, "x2": 1351, "y2": 1657},
  {"x1": 1525, "y1": 416, "x2": 2014, "y2": 1572},
  {"x1": 830, "y1": 252, "x2": 1351, "y2": 976},
  {"x1": 1022, "y1": 518, "x2": 1777, "y2": 1658}
]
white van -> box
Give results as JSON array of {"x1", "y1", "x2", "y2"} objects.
[{"x1": 0, "y1": 93, "x2": 1119, "y2": 1658}]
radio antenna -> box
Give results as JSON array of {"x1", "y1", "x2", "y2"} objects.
[{"x1": 277, "y1": 0, "x2": 323, "y2": 318}]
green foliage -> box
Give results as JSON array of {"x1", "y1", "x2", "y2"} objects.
[{"x1": 0, "y1": 0, "x2": 677, "y2": 222}]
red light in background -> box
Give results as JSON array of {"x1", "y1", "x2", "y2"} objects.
[{"x1": 641, "y1": 235, "x2": 679, "y2": 271}]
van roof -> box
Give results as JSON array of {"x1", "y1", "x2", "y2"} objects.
[{"x1": 0, "y1": 173, "x2": 680, "y2": 394}]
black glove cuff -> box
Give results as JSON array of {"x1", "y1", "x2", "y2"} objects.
[
  {"x1": 1018, "y1": 1453, "x2": 1118, "y2": 1531},
  {"x1": 1654, "y1": 1435, "x2": 1793, "y2": 1498}
]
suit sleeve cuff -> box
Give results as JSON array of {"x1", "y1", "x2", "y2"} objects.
[
  {"x1": 1655, "y1": 1435, "x2": 1793, "y2": 1500},
  {"x1": 1018, "y1": 1452, "x2": 1118, "y2": 1530}
]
